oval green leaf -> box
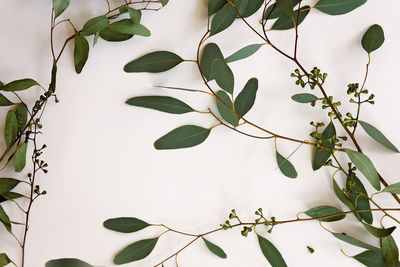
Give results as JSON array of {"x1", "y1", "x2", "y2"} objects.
[
  {"x1": 362, "y1": 24, "x2": 385, "y2": 53},
  {"x1": 113, "y1": 238, "x2": 158, "y2": 265},
  {"x1": 382, "y1": 183, "x2": 400, "y2": 194},
  {"x1": 126, "y1": 96, "x2": 194, "y2": 114},
  {"x1": 200, "y1": 43, "x2": 224, "y2": 81},
  {"x1": 345, "y1": 149, "x2": 380, "y2": 191},
  {"x1": 127, "y1": 8, "x2": 142, "y2": 23},
  {"x1": 4, "y1": 110, "x2": 18, "y2": 149},
  {"x1": 291, "y1": 93, "x2": 318, "y2": 103},
  {"x1": 346, "y1": 173, "x2": 373, "y2": 224},
  {"x1": 315, "y1": 0, "x2": 367, "y2": 15},
  {"x1": 304, "y1": 205, "x2": 345, "y2": 222},
  {"x1": 225, "y1": 44, "x2": 264, "y2": 63},
  {"x1": 52, "y1": 0, "x2": 70, "y2": 18},
  {"x1": 81, "y1": 15, "x2": 109, "y2": 36},
  {"x1": 108, "y1": 19, "x2": 150, "y2": 37},
  {"x1": 276, "y1": 0, "x2": 295, "y2": 17},
  {"x1": 276, "y1": 151, "x2": 298, "y2": 178},
  {"x1": 202, "y1": 238, "x2": 227, "y2": 259},
  {"x1": 0, "y1": 192, "x2": 24, "y2": 203},
  {"x1": 333, "y1": 178, "x2": 356, "y2": 212},
  {"x1": 272, "y1": 6, "x2": 310, "y2": 30},
  {"x1": 2, "y1": 79, "x2": 39, "y2": 92},
  {"x1": 216, "y1": 91, "x2": 239, "y2": 126},
  {"x1": 313, "y1": 122, "x2": 336, "y2": 170},
  {"x1": 264, "y1": 0, "x2": 301, "y2": 20},
  {"x1": 0, "y1": 205, "x2": 11, "y2": 232},
  {"x1": 16, "y1": 104, "x2": 28, "y2": 133},
  {"x1": 257, "y1": 234, "x2": 287, "y2": 267},
  {"x1": 208, "y1": 0, "x2": 226, "y2": 15},
  {"x1": 362, "y1": 223, "x2": 396, "y2": 238},
  {"x1": 0, "y1": 94, "x2": 14, "y2": 106},
  {"x1": 381, "y1": 235, "x2": 399, "y2": 267},
  {"x1": 210, "y1": 58, "x2": 234, "y2": 94},
  {"x1": 45, "y1": 258, "x2": 93, "y2": 267},
  {"x1": 210, "y1": 3, "x2": 237, "y2": 36},
  {"x1": 241, "y1": 0, "x2": 264, "y2": 17},
  {"x1": 103, "y1": 217, "x2": 150, "y2": 233},
  {"x1": 0, "y1": 253, "x2": 11, "y2": 267},
  {"x1": 332, "y1": 232, "x2": 380, "y2": 251},
  {"x1": 74, "y1": 35, "x2": 89, "y2": 74},
  {"x1": 234, "y1": 78, "x2": 258, "y2": 116},
  {"x1": 99, "y1": 26, "x2": 133, "y2": 42},
  {"x1": 353, "y1": 249, "x2": 387, "y2": 267},
  {"x1": 124, "y1": 51, "x2": 183, "y2": 73},
  {"x1": 154, "y1": 125, "x2": 211, "y2": 150},
  {"x1": 0, "y1": 179, "x2": 20, "y2": 195},
  {"x1": 358, "y1": 120, "x2": 398, "y2": 152},
  {"x1": 14, "y1": 143, "x2": 27, "y2": 172}
]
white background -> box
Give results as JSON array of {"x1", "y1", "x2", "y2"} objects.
[{"x1": 0, "y1": 0, "x2": 400, "y2": 266}]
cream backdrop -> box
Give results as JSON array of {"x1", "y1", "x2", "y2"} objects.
[{"x1": 0, "y1": 0, "x2": 399, "y2": 266}]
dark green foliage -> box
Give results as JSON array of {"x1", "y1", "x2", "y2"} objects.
[
  {"x1": 304, "y1": 206, "x2": 345, "y2": 222},
  {"x1": 0, "y1": 205, "x2": 11, "y2": 232},
  {"x1": 104, "y1": 217, "x2": 150, "y2": 233},
  {"x1": 81, "y1": 15, "x2": 109, "y2": 36},
  {"x1": 225, "y1": 44, "x2": 263, "y2": 63},
  {"x1": 315, "y1": 0, "x2": 367, "y2": 15},
  {"x1": 113, "y1": 238, "x2": 159, "y2": 265},
  {"x1": 74, "y1": 34, "x2": 89, "y2": 74},
  {"x1": 353, "y1": 249, "x2": 388, "y2": 267},
  {"x1": 234, "y1": 78, "x2": 258, "y2": 116},
  {"x1": 0, "y1": 179, "x2": 20, "y2": 195},
  {"x1": 100, "y1": 26, "x2": 133, "y2": 42},
  {"x1": 154, "y1": 125, "x2": 211, "y2": 150},
  {"x1": 346, "y1": 173, "x2": 373, "y2": 224},
  {"x1": 332, "y1": 232, "x2": 380, "y2": 251},
  {"x1": 257, "y1": 234, "x2": 288, "y2": 267},
  {"x1": 108, "y1": 19, "x2": 150, "y2": 37},
  {"x1": 124, "y1": 51, "x2": 183, "y2": 73},
  {"x1": 272, "y1": 6, "x2": 310, "y2": 30},
  {"x1": 200, "y1": 43, "x2": 224, "y2": 81},
  {"x1": 291, "y1": 93, "x2": 318, "y2": 103},
  {"x1": 126, "y1": 96, "x2": 194, "y2": 114},
  {"x1": 216, "y1": 91, "x2": 240, "y2": 126},
  {"x1": 203, "y1": 238, "x2": 227, "y2": 259},
  {"x1": 381, "y1": 235, "x2": 399, "y2": 267},
  {"x1": 52, "y1": 0, "x2": 70, "y2": 18},
  {"x1": 362, "y1": 223, "x2": 396, "y2": 238},
  {"x1": 359, "y1": 121, "x2": 398, "y2": 152},
  {"x1": 313, "y1": 122, "x2": 336, "y2": 170},
  {"x1": 210, "y1": 3, "x2": 237, "y2": 36},
  {"x1": 45, "y1": 258, "x2": 93, "y2": 267},
  {"x1": 0, "y1": 94, "x2": 13, "y2": 106},
  {"x1": 2, "y1": 79, "x2": 39, "y2": 92},
  {"x1": 4, "y1": 110, "x2": 18, "y2": 149},
  {"x1": 14, "y1": 143, "x2": 27, "y2": 172},
  {"x1": 276, "y1": 151, "x2": 298, "y2": 178},
  {"x1": 210, "y1": 58, "x2": 234, "y2": 94},
  {"x1": 0, "y1": 254, "x2": 11, "y2": 267},
  {"x1": 345, "y1": 149, "x2": 380, "y2": 191},
  {"x1": 362, "y1": 24, "x2": 385, "y2": 53}
]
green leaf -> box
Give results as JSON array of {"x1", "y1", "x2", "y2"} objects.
[
  {"x1": 108, "y1": 19, "x2": 151, "y2": 37},
  {"x1": 45, "y1": 258, "x2": 93, "y2": 267},
  {"x1": 225, "y1": 44, "x2": 264, "y2": 63},
  {"x1": 99, "y1": 26, "x2": 133, "y2": 42},
  {"x1": 353, "y1": 250, "x2": 388, "y2": 267},
  {"x1": 272, "y1": 6, "x2": 310, "y2": 30},
  {"x1": 315, "y1": 0, "x2": 367, "y2": 16},
  {"x1": 362, "y1": 223, "x2": 396, "y2": 238},
  {"x1": 127, "y1": 8, "x2": 142, "y2": 23},
  {"x1": 154, "y1": 125, "x2": 211, "y2": 150},
  {"x1": 81, "y1": 16, "x2": 109, "y2": 36},
  {"x1": 0, "y1": 205, "x2": 11, "y2": 232},
  {"x1": 333, "y1": 178, "x2": 356, "y2": 212},
  {"x1": 0, "y1": 179, "x2": 20, "y2": 195},
  {"x1": 126, "y1": 96, "x2": 194, "y2": 114},
  {"x1": 257, "y1": 234, "x2": 288, "y2": 267},
  {"x1": 291, "y1": 93, "x2": 318, "y2": 103},
  {"x1": 210, "y1": 58, "x2": 234, "y2": 94},
  {"x1": 233, "y1": 0, "x2": 249, "y2": 16},
  {"x1": 0, "y1": 94, "x2": 13, "y2": 106},
  {"x1": 0, "y1": 192, "x2": 24, "y2": 203},
  {"x1": 345, "y1": 149, "x2": 380, "y2": 191},
  {"x1": 313, "y1": 122, "x2": 336, "y2": 170},
  {"x1": 50, "y1": 61, "x2": 57, "y2": 93},
  {"x1": 381, "y1": 235, "x2": 399, "y2": 267},
  {"x1": 264, "y1": 0, "x2": 301, "y2": 20},
  {"x1": 2, "y1": 79, "x2": 39, "y2": 92},
  {"x1": 160, "y1": 0, "x2": 169, "y2": 6},
  {"x1": 382, "y1": 183, "x2": 400, "y2": 194},
  {"x1": 124, "y1": 51, "x2": 183, "y2": 73},
  {"x1": 0, "y1": 253, "x2": 11, "y2": 267},
  {"x1": 276, "y1": 151, "x2": 298, "y2": 178},
  {"x1": 200, "y1": 43, "x2": 224, "y2": 81},
  {"x1": 14, "y1": 143, "x2": 27, "y2": 172},
  {"x1": 15, "y1": 104, "x2": 28, "y2": 133},
  {"x1": 241, "y1": 0, "x2": 264, "y2": 17},
  {"x1": 202, "y1": 238, "x2": 227, "y2": 259},
  {"x1": 103, "y1": 217, "x2": 150, "y2": 233},
  {"x1": 304, "y1": 206, "x2": 345, "y2": 222},
  {"x1": 208, "y1": 0, "x2": 226, "y2": 15},
  {"x1": 74, "y1": 35, "x2": 89, "y2": 74},
  {"x1": 332, "y1": 232, "x2": 380, "y2": 251},
  {"x1": 346, "y1": 173, "x2": 373, "y2": 224},
  {"x1": 113, "y1": 238, "x2": 158, "y2": 265},
  {"x1": 358, "y1": 120, "x2": 398, "y2": 152},
  {"x1": 276, "y1": 0, "x2": 295, "y2": 17},
  {"x1": 216, "y1": 91, "x2": 239, "y2": 126},
  {"x1": 210, "y1": 3, "x2": 237, "y2": 36},
  {"x1": 52, "y1": 0, "x2": 70, "y2": 18},
  {"x1": 234, "y1": 78, "x2": 258, "y2": 116},
  {"x1": 4, "y1": 110, "x2": 18, "y2": 149},
  {"x1": 361, "y1": 24, "x2": 385, "y2": 53}
]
